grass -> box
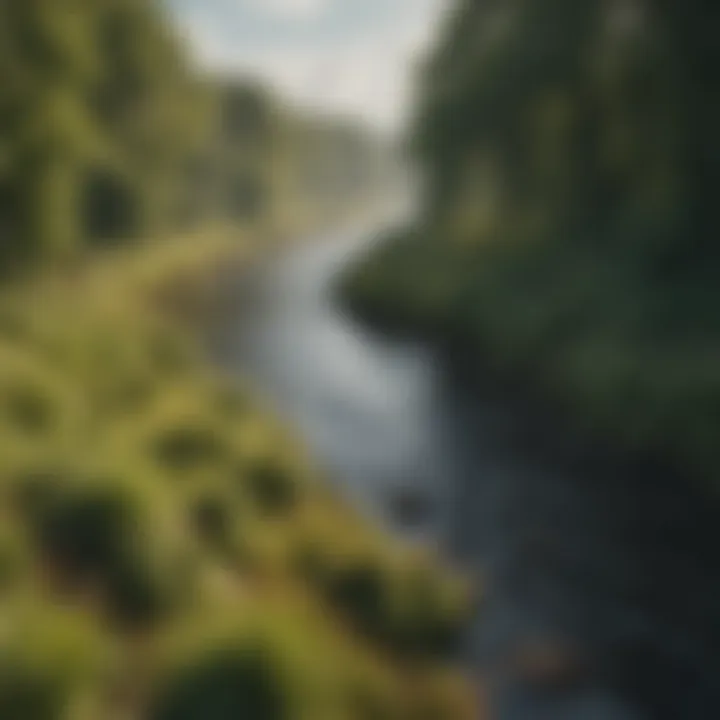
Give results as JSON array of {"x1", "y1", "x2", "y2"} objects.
[{"x1": 0, "y1": 230, "x2": 477, "y2": 719}]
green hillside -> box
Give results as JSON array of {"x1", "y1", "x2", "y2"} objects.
[
  {"x1": 343, "y1": 0, "x2": 720, "y2": 487},
  {"x1": 0, "y1": 239, "x2": 475, "y2": 719},
  {"x1": 0, "y1": 1, "x2": 475, "y2": 717}
]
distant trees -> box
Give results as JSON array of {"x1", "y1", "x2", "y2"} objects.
[
  {"x1": 0, "y1": 0, "x2": 205, "y2": 267},
  {"x1": 414, "y1": 0, "x2": 716, "y2": 266},
  {"x1": 343, "y1": 0, "x2": 720, "y2": 484},
  {"x1": 214, "y1": 82, "x2": 275, "y2": 223},
  {"x1": 0, "y1": 1, "x2": 385, "y2": 275}
]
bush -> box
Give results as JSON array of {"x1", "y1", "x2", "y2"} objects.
[
  {"x1": 0, "y1": 604, "x2": 111, "y2": 720},
  {"x1": 7, "y1": 466, "x2": 70, "y2": 520},
  {"x1": 152, "y1": 643, "x2": 289, "y2": 720},
  {"x1": 326, "y1": 558, "x2": 392, "y2": 641},
  {"x1": 387, "y1": 563, "x2": 468, "y2": 660},
  {"x1": 0, "y1": 348, "x2": 79, "y2": 445},
  {"x1": 240, "y1": 461, "x2": 299, "y2": 517},
  {"x1": 32, "y1": 477, "x2": 143, "y2": 575},
  {"x1": 0, "y1": 223, "x2": 475, "y2": 718},
  {"x1": 152, "y1": 423, "x2": 227, "y2": 473},
  {"x1": 150, "y1": 619, "x2": 298, "y2": 720},
  {"x1": 189, "y1": 487, "x2": 238, "y2": 554},
  {"x1": 29, "y1": 474, "x2": 186, "y2": 627}
]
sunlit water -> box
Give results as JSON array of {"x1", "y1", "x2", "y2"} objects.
[{"x1": 206, "y1": 222, "x2": 720, "y2": 720}]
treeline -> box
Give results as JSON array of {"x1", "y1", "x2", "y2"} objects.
[
  {"x1": 344, "y1": 0, "x2": 720, "y2": 487},
  {"x1": 0, "y1": 0, "x2": 384, "y2": 275},
  {"x1": 0, "y1": 0, "x2": 200, "y2": 264}
]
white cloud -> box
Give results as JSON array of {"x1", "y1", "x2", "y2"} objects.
[
  {"x1": 245, "y1": 0, "x2": 331, "y2": 20},
  {"x1": 171, "y1": 0, "x2": 445, "y2": 129}
]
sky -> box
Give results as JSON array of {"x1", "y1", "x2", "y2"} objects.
[{"x1": 166, "y1": 0, "x2": 446, "y2": 131}]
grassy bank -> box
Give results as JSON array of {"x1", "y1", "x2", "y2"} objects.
[{"x1": 0, "y1": 233, "x2": 477, "y2": 719}]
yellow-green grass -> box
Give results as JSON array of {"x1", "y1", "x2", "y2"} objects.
[{"x1": 0, "y1": 235, "x2": 476, "y2": 719}]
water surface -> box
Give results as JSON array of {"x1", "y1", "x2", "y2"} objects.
[{"x1": 207, "y1": 222, "x2": 720, "y2": 720}]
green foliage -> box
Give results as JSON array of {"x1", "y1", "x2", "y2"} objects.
[
  {"x1": 151, "y1": 422, "x2": 228, "y2": 474},
  {"x1": 242, "y1": 460, "x2": 299, "y2": 517},
  {"x1": 0, "y1": 0, "x2": 164, "y2": 259},
  {"x1": 0, "y1": 603, "x2": 111, "y2": 720},
  {"x1": 310, "y1": 539, "x2": 471, "y2": 662},
  {"x1": 150, "y1": 634, "x2": 291, "y2": 720},
  {"x1": 0, "y1": 1, "x2": 277, "y2": 267},
  {"x1": 0, "y1": 0, "x2": 475, "y2": 713},
  {"x1": 190, "y1": 489, "x2": 236, "y2": 552},
  {"x1": 345, "y1": 0, "x2": 720, "y2": 488},
  {"x1": 0, "y1": 267, "x2": 473, "y2": 716}
]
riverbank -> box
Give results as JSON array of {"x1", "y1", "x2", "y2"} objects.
[
  {"x1": 339, "y1": 227, "x2": 720, "y2": 718},
  {"x1": 0, "y1": 227, "x2": 479, "y2": 719},
  {"x1": 340, "y1": 228, "x2": 720, "y2": 496}
]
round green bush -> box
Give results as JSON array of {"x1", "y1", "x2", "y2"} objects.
[
  {"x1": 151, "y1": 422, "x2": 227, "y2": 474},
  {"x1": 8, "y1": 466, "x2": 69, "y2": 519},
  {"x1": 29, "y1": 475, "x2": 184, "y2": 627},
  {"x1": 241, "y1": 461, "x2": 298, "y2": 517},
  {"x1": 0, "y1": 604, "x2": 111, "y2": 720},
  {"x1": 326, "y1": 559, "x2": 391, "y2": 642},
  {"x1": 33, "y1": 480, "x2": 140, "y2": 578},
  {"x1": 0, "y1": 348, "x2": 80, "y2": 448},
  {"x1": 150, "y1": 640, "x2": 290, "y2": 720},
  {"x1": 5, "y1": 384, "x2": 56, "y2": 434},
  {"x1": 105, "y1": 552, "x2": 180, "y2": 629},
  {"x1": 387, "y1": 568, "x2": 466, "y2": 660},
  {"x1": 190, "y1": 490, "x2": 237, "y2": 553}
]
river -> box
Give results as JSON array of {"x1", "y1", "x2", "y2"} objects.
[{"x1": 205, "y1": 220, "x2": 720, "y2": 720}]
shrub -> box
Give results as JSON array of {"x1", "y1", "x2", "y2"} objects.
[
  {"x1": 152, "y1": 643, "x2": 289, "y2": 720},
  {"x1": 7, "y1": 466, "x2": 69, "y2": 519},
  {"x1": 29, "y1": 474, "x2": 186, "y2": 627},
  {"x1": 149, "y1": 622, "x2": 295, "y2": 720},
  {"x1": 0, "y1": 348, "x2": 78, "y2": 444},
  {"x1": 105, "y1": 552, "x2": 182, "y2": 629},
  {"x1": 189, "y1": 487, "x2": 238, "y2": 554},
  {"x1": 240, "y1": 461, "x2": 299, "y2": 517},
  {"x1": 326, "y1": 558, "x2": 391, "y2": 641},
  {"x1": 387, "y1": 565, "x2": 468, "y2": 660},
  {"x1": 32, "y1": 478, "x2": 143, "y2": 579},
  {"x1": 151, "y1": 422, "x2": 227, "y2": 473},
  {"x1": 0, "y1": 604, "x2": 111, "y2": 720}
]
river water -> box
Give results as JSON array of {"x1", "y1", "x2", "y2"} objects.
[{"x1": 206, "y1": 221, "x2": 720, "y2": 720}]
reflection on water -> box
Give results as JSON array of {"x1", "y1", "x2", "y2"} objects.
[
  {"x1": 210, "y1": 225, "x2": 454, "y2": 538},
  {"x1": 207, "y1": 223, "x2": 720, "y2": 720}
]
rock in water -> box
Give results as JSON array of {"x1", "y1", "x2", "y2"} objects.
[{"x1": 388, "y1": 486, "x2": 435, "y2": 527}]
